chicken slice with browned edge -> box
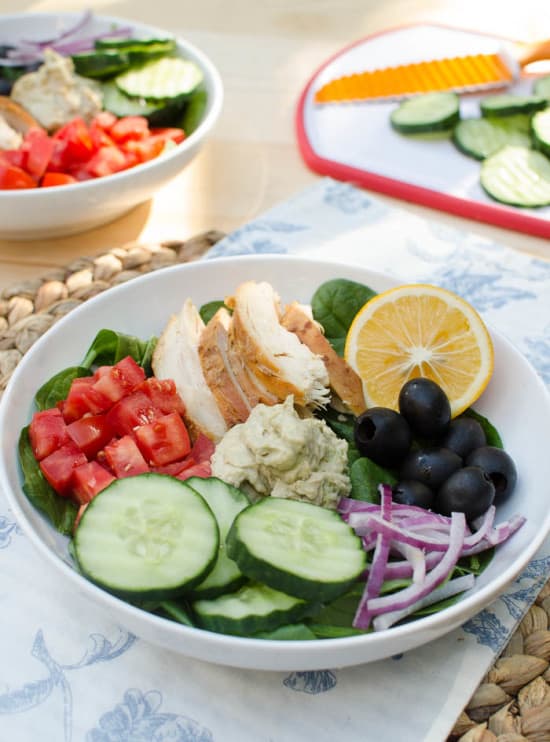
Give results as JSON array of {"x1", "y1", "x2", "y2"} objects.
[
  {"x1": 198, "y1": 307, "x2": 252, "y2": 426},
  {"x1": 226, "y1": 281, "x2": 330, "y2": 409},
  {"x1": 281, "y1": 301, "x2": 367, "y2": 416},
  {"x1": 152, "y1": 299, "x2": 228, "y2": 442}
]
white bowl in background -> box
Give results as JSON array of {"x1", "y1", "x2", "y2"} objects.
[
  {"x1": 0, "y1": 254, "x2": 549, "y2": 671},
  {"x1": 0, "y1": 13, "x2": 223, "y2": 239}
]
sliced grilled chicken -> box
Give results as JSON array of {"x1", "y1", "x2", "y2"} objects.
[
  {"x1": 198, "y1": 307, "x2": 252, "y2": 426},
  {"x1": 226, "y1": 281, "x2": 330, "y2": 408},
  {"x1": 152, "y1": 299, "x2": 228, "y2": 442},
  {"x1": 281, "y1": 301, "x2": 367, "y2": 416}
]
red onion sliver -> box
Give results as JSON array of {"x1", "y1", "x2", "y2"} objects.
[
  {"x1": 372, "y1": 573, "x2": 476, "y2": 631},
  {"x1": 364, "y1": 512, "x2": 466, "y2": 619}
]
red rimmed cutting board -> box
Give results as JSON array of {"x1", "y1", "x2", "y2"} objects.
[{"x1": 296, "y1": 23, "x2": 550, "y2": 239}]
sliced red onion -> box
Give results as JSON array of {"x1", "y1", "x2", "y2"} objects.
[
  {"x1": 349, "y1": 513, "x2": 451, "y2": 551},
  {"x1": 353, "y1": 485, "x2": 393, "y2": 629},
  {"x1": 382, "y1": 551, "x2": 444, "y2": 581},
  {"x1": 372, "y1": 573, "x2": 476, "y2": 631},
  {"x1": 390, "y1": 542, "x2": 426, "y2": 584},
  {"x1": 357, "y1": 512, "x2": 466, "y2": 624},
  {"x1": 20, "y1": 10, "x2": 94, "y2": 48}
]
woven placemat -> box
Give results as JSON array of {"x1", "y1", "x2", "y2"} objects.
[{"x1": 1, "y1": 232, "x2": 549, "y2": 742}]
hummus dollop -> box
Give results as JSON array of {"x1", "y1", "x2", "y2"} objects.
[
  {"x1": 211, "y1": 396, "x2": 350, "y2": 509},
  {"x1": 11, "y1": 49, "x2": 102, "y2": 131}
]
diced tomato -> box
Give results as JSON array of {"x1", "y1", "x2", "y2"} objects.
[
  {"x1": 152, "y1": 456, "x2": 196, "y2": 476},
  {"x1": 134, "y1": 411, "x2": 191, "y2": 466},
  {"x1": 71, "y1": 460, "x2": 115, "y2": 505},
  {"x1": 29, "y1": 407, "x2": 70, "y2": 460},
  {"x1": 0, "y1": 163, "x2": 36, "y2": 189},
  {"x1": 138, "y1": 377, "x2": 186, "y2": 415},
  {"x1": 190, "y1": 432, "x2": 215, "y2": 463},
  {"x1": 1, "y1": 149, "x2": 25, "y2": 168},
  {"x1": 149, "y1": 127, "x2": 186, "y2": 145},
  {"x1": 110, "y1": 116, "x2": 150, "y2": 143},
  {"x1": 91, "y1": 111, "x2": 118, "y2": 132},
  {"x1": 106, "y1": 390, "x2": 161, "y2": 437},
  {"x1": 177, "y1": 461, "x2": 212, "y2": 481},
  {"x1": 41, "y1": 172, "x2": 78, "y2": 187},
  {"x1": 103, "y1": 435, "x2": 150, "y2": 478},
  {"x1": 122, "y1": 136, "x2": 164, "y2": 164},
  {"x1": 91, "y1": 356, "x2": 146, "y2": 406},
  {"x1": 53, "y1": 118, "x2": 95, "y2": 163},
  {"x1": 93, "y1": 365, "x2": 113, "y2": 380},
  {"x1": 21, "y1": 127, "x2": 55, "y2": 179},
  {"x1": 66, "y1": 414, "x2": 115, "y2": 458},
  {"x1": 62, "y1": 376, "x2": 111, "y2": 422},
  {"x1": 84, "y1": 145, "x2": 129, "y2": 178},
  {"x1": 88, "y1": 117, "x2": 117, "y2": 150},
  {"x1": 39, "y1": 441, "x2": 88, "y2": 495}
]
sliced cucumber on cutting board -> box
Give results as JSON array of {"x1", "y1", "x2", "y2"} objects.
[{"x1": 480, "y1": 145, "x2": 550, "y2": 207}]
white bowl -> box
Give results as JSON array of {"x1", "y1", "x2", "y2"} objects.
[
  {"x1": 0, "y1": 13, "x2": 223, "y2": 240},
  {"x1": 1, "y1": 254, "x2": 549, "y2": 671}
]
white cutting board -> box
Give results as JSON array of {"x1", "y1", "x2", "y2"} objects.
[{"x1": 296, "y1": 24, "x2": 550, "y2": 238}]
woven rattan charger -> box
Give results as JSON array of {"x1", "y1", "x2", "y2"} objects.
[{"x1": 1, "y1": 232, "x2": 549, "y2": 742}]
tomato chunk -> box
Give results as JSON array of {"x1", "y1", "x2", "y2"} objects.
[
  {"x1": 53, "y1": 117, "x2": 95, "y2": 163},
  {"x1": 66, "y1": 414, "x2": 115, "y2": 458},
  {"x1": 103, "y1": 435, "x2": 150, "y2": 478},
  {"x1": 0, "y1": 163, "x2": 36, "y2": 189},
  {"x1": 177, "y1": 461, "x2": 212, "y2": 481},
  {"x1": 106, "y1": 390, "x2": 161, "y2": 437},
  {"x1": 138, "y1": 377, "x2": 186, "y2": 415},
  {"x1": 41, "y1": 172, "x2": 77, "y2": 187},
  {"x1": 21, "y1": 127, "x2": 55, "y2": 179},
  {"x1": 110, "y1": 116, "x2": 149, "y2": 143},
  {"x1": 153, "y1": 456, "x2": 196, "y2": 476},
  {"x1": 91, "y1": 356, "x2": 146, "y2": 406},
  {"x1": 190, "y1": 432, "x2": 215, "y2": 463},
  {"x1": 40, "y1": 442, "x2": 88, "y2": 495},
  {"x1": 71, "y1": 460, "x2": 116, "y2": 504},
  {"x1": 134, "y1": 411, "x2": 191, "y2": 466},
  {"x1": 84, "y1": 145, "x2": 129, "y2": 178},
  {"x1": 29, "y1": 407, "x2": 70, "y2": 460},
  {"x1": 62, "y1": 376, "x2": 111, "y2": 422}
]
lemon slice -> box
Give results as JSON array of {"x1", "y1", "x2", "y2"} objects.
[{"x1": 344, "y1": 284, "x2": 494, "y2": 417}]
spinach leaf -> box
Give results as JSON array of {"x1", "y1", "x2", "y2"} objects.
[
  {"x1": 35, "y1": 366, "x2": 91, "y2": 410},
  {"x1": 317, "y1": 405, "x2": 355, "y2": 443},
  {"x1": 463, "y1": 408, "x2": 503, "y2": 448},
  {"x1": 254, "y1": 623, "x2": 318, "y2": 641},
  {"x1": 199, "y1": 300, "x2": 230, "y2": 325},
  {"x1": 311, "y1": 278, "x2": 376, "y2": 356},
  {"x1": 350, "y1": 457, "x2": 397, "y2": 503},
  {"x1": 18, "y1": 427, "x2": 77, "y2": 536},
  {"x1": 80, "y1": 329, "x2": 156, "y2": 372}
]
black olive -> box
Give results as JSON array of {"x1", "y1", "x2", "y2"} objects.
[
  {"x1": 398, "y1": 377, "x2": 451, "y2": 439},
  {"x1": 465, "y1": 446, "x2": 517, "y2": 505},
  {"x1": 354, "y1": 407, "x2": 412, "y2": 468},
  {"x1": 435, "y1": 466, "x2": 495, "y2": 520},
  {"x1": 392, "y1": 480, "x2": 435, "y2": 509},
  {"x1": 441, "y1": 416, "x2": 486, "y2": 459},
  {"x1": 399, "y1": 447, "x2": 462, "y2": 490}
]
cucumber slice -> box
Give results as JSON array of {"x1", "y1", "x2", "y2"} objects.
[
  {"x1": 531, "y1": 108, "x2": 550, "y2": 157},
  {"x1": 390, "y1": 92, "x2": 460, "y2": 134},
  {"x1": 226, "y1": 498, "x2": 366, "y2": 602},
  {"x1": 185, "y1": 477, "x2": 250, "y2": 599},
  {"x1": 72, "y1": 51, "x2": 130, "y2": 79},
  {"x1": 115, "y1": 57, "x2": 203, "y2": 102},
  {"x1": 101, "y1": 82, "x2": 188, "y2": 127},
  {"x1": 480, "y1": 94, "x2": 547, "y2": 117},
  {"x1": 74, "y1": 473, "x2": 219, "y2": 600},
  {"x1": 192, "y1": 582, "x2": 320, "y2": 636},
  {"x1": 480, "y1": 145, "x2": 550, "y2": 207},
  {"x1": 533, "y1": 75, "x2": 550, "y2": 100},
  {"x1": 179, "y1": 89, "x2": 208, "y2": 135},
  {"x1": 452, "y1": 116, "x2": 532, "y2": 160},
  {"x1": 95, "y1": 37, "x2": 176, "y2": 55}
]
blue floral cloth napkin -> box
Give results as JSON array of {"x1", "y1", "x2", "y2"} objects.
[{"x1": 1, "y1": 178, "x2": 549, "y2": 742}]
